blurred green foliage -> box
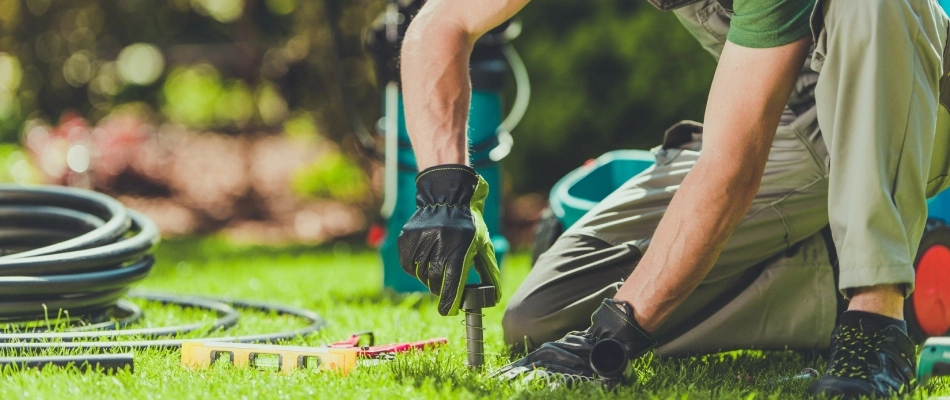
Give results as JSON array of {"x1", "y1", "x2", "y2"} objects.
[
  {"x1": 0, "y1": 0, "x2": 716, "y2": 195},
  {"x1": 0, "y1": 0, "x2": 382, "y2": 137},
  {"x1": 293, "y1": 152, "x2": 370, "y2": 203},
  {"x1": 507, "y1": 1, "x2": 716, "y2": 192},
  {"x1": 161, "y1": 65, "x2": 265, "y2": 129},
  {"x1": 286, "y1": 111, "x2": 372, "y2": 202},
  {"x1": 0, "y1": 143, "x2": 40, "y2": 183}
]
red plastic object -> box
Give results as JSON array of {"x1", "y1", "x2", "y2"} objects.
[
  {"x1": 366, "y1": 224, "x2": 386, "y2": 248},
  {"x1": 328, "y1": 332, "x2": 448, "y2": 358},
  {"x1": 329, "y1": 332, "x2": 374, "y2": 349},
  {"x1": 353, "y1": 338, "x2": 449, "y2": 358},
  {"x1": 914, "y1": 244, "x2": 950, "y2": 336}
]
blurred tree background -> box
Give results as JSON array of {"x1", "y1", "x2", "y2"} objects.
[
  {"x1": 0, "y1": 0, "x2": 384, "y2": 140},
  {"x1": 0, "y1": 0, "x2": 715, "y2": 245},
  {"x1": 508, "y1": 0, "x2": 715, "y2": 193}
]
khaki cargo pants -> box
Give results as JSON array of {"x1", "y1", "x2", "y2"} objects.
[{"x1": 503, "y1": 0, "x2": 950, "y2": 356}]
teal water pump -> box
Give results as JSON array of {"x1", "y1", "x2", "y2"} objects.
[{"x1": 366, "y1": 0, "x2": 529, "y2": 292}]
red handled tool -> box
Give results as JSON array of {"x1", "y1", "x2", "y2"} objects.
[{"x1": 328, "y1": 331, "x2": 448, "y2": 359}]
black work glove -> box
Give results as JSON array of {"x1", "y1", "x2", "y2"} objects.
[
  {"x1": 398, "y1": 164, "x2": 501, "y2": 316},
  {"x1": 491, "y1": 299, "x2": 656, "y2": 385}
]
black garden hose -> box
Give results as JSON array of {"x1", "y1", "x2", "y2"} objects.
[
  {"x1": 0, "y1": 185, "x2": 158, "y2": 320},
  {"x1": 0, "y1": 185, "x2": 326, "y2": 370},
  {"x1": 0, "y1": 292, "x2": 326, "y2": 354},
  {"x1": 0, "y1": 353, "x2": 135, "y2": 373}
]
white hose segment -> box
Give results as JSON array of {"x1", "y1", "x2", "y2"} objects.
[
  {"x1": 380, "y1": 1, "x2": 401, "y2": 220},
  {"x1": 491, "y1": 43, "x2": 531, "y2": 162},
  {"x1": 381, "y1": 81, "x2": 400, "y2": 219}
]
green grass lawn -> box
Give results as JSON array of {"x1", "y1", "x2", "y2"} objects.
[{"x1": 0, "y1": 238, "x2": 947, "y2": 399}]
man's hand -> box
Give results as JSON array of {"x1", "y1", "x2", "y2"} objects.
[
  {"x1": 491, "y1": 299, "x2": 656, "y2": 385},
  {"x1": 398, "y1": 165, "x2": 501, "y2": 316}
]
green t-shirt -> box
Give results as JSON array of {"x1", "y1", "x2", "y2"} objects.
[{"x1": 727, "y1": 0, "x2": 816, "y2": 48}]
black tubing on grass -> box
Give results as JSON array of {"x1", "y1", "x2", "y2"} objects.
[
  {"x1": 0, "y1": 294, "x2": 241, "y2": 342},
  {"x1": 0, "y1": 292, "x2": 326, "y2": 354},
  {"x1": 0, "y1": 353, "x2": 134, "y2": 373},
  {"x1": 0, "y1": 185, "x2": 326, "y2": 360},
  {"x1": 4, "y1": 299, "x2": 144, "y2": 334},
  {"x1": 0, "y1": 185, "x2": 158, "y2": 319}
]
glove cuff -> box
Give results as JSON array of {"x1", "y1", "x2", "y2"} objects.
[
  {"x1": 590, "y1": 299, "x2": 657, "y2": 360},
  {"x1": 414, "y1": 164, "x2": 482, "y2": 206}
]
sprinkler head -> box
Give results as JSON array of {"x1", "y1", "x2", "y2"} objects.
[{"x1": 461, "y1": 285, "x2": 497, "y2": 369}]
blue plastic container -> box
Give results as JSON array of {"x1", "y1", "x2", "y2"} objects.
[
  {"x1": 380, "y1": 91, "x2": 510, "y2": 293},
  {"x1": 549, "y1": 150, "x2": 655, "y2": 229},
  {"x1": 928, "y1": 191, "x2": 950, "y2": 222}
]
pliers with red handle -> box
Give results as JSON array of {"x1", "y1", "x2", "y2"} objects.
[{"x1": 328, "y1": 331, "x2": 448, "y2": 358}]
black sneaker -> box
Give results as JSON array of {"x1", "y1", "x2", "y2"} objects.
[{"x1": 808, "y1": 311, "x2": 917, "y2": 398}]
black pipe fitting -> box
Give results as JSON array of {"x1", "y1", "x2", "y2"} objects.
[{"x1": 590, "y1": 338, "x2": 629, "y2": 384}]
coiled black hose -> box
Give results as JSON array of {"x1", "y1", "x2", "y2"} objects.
[
  {"x1": 0, "y1": 292, "x2": 326, "y2": 354},
  {"x1": 0, "y1": 185, "x2": 325, "y2": 362},
  {"x1": 0, "y1": 185, "x2": 158, "y2": 320}
]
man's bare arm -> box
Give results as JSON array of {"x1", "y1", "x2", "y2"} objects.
[
  {"x1": 614, "y1": 37, "x2": 813, "y2": 333},
  {"x1": 401, "y1": 0, "x2": 529, "y2": 169}
]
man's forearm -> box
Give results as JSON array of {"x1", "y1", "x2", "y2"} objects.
[
  {"x1": 614, "y1": 38, "x2": 812, "y2": 333},
  {"x1": 617, "y1": 151, "x2": 767, "y2": 333},
  {"x1": 401, "y1": 15, "x2": 473, "y2": 169},
  {"x1": 401, "y1": 0, "x2": 529, "y2": 170}
]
